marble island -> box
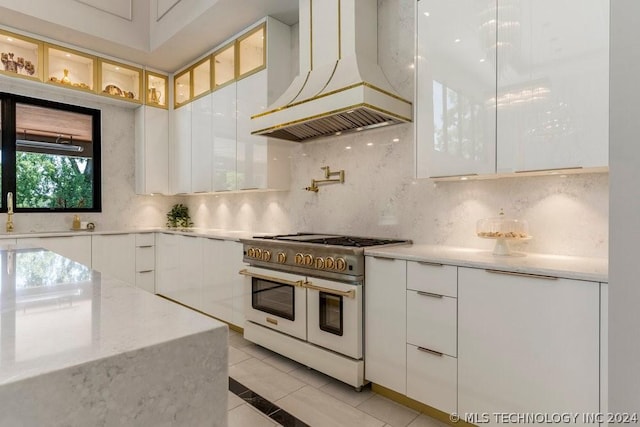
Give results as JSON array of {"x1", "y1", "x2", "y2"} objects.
[{"x1": 0, "y1": 246, "x2": 228, "y2": 426}]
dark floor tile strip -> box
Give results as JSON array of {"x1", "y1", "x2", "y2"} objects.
[{"x1": 228, "y1": 377, "x2": 310, "y2": 427}]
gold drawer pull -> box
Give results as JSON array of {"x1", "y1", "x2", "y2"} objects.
[
  {"x1": 238, "y1": 269, "x2": 305, "y2": 287},
  {"x1": 266, "y1": 317, "x2": 278, "y2": 325},
  {"x1": 485, "y1": 269, "x2": 558, "y2": 280},
  {"x1": 417, "y1": 347, "x2": 443, "y2": 357},
  {"x1": 417, "y1": 291, "x2": 443, "y2": 299},
  {"x1": 303, "y1": 281, "x2": 356, "y2": 299}
]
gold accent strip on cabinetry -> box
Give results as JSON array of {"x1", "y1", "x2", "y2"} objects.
[{"x1": 338, "y1": 0, "x2": 342, "y2": 59}]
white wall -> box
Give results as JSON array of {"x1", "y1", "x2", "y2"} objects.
[
  {"x1": 0, "y1": 77, "x2": 179, "y2": 232},
  {"x1": 609, "y1": 0, "x2": 640, "y2": 413},
  {"x1": 185, "y1": 0, "x2": 609, "y2": 259}
]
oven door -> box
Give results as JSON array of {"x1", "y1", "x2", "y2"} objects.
[
  {"x1": 240, "y1": 267, "x2": 307, "y2": 340},
  {"x1": 306, "y1": 277, "x2": 362, "y2": 359}
]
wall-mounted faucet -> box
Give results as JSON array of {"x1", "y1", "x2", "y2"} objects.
[{"x1": 305, "y1": 166, "x2": 345, "y2": 192}]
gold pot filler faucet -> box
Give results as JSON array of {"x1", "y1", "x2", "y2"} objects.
[{"x1": 305, "y1": 166, "x2": 345, "y2": 192}]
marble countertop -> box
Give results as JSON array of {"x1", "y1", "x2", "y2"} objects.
[
  {"x1": 0, "y1": 245, "x2": 226, "y2": 386},
  {"x1": 365, "y1": 244, "x2": 608, "y2": 283},
  {"x1": 0, "y1": 228, "x2": 264, "y2": 241}
]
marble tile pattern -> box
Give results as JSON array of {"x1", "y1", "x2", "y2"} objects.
[
  {"x1": 184, "y1": 0, "x2": 609, "y2": 260},
  {"x1": 0, "y1": 247, "x2": 228, "y2": 426}
]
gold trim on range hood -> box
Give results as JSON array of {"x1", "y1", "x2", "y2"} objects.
[{"x1": 251, "y1": 0, "x2": 412, "y2": 142}]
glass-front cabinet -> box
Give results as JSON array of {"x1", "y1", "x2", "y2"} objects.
[
  {"x1": 145, "y1": 71, "x2": 168, "y2": 108},
  {"x1": 213, "y1": 43, "x2": 235, "y2": 88},
  {"x1": 174, "y1": 68, "x2": 191, "y2": 107},
  {"x1": 98, "y1": 59, "x2": 142, "y2": 103},
  {"x1": 0, "y1": 30, "x2": 43, "y2": 81},
  {"x1": 45, "y1": 44, "x2": 96, "y2": 93},
  {"x1": 192, "y1": 57, "x2": 211, "y2": 99},
  {"x1": 237, "y1": 24, "x2": 266, "y2": 78}
]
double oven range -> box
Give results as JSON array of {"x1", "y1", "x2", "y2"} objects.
[{"x1": 239, "y1": 233, "x2": 410, "y2": 390}]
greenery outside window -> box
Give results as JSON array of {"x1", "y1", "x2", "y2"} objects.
[{"x1": 0, "y1": 93, "x2": 101, "y2": 212}]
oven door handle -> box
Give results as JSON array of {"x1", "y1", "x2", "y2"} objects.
[
  {"x1": 303, "y1": 281, "x2": 356, "y2": 299},
  {"x1": 238, "y1": 269, "x2": 306, "y2": 287}
]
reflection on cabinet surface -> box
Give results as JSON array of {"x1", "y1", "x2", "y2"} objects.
[
  {"x1": 416, "y1": 0, "x2": 609, "y2": 178},
  {"x1": 416, "y1": 0, "x2": 496, "y2": 178},
  {"x1": 135, "y1": 105, "x2": 169, "y2": 194},
  {"x1": 212, "y1": 83, "x2": 237, "y2": 191},
  {"x1": 170, "y1": 103, "x2": 192, "y2": 194},
  {"x1": 191, "y1": 94, "x2": 213, "y2": 193},
  {"x1": 496, "y1": 0, "x2": 609, "y2": 173}
]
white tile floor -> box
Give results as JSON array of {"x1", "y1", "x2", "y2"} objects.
[{"x1": 227, "y1": 330, "x2": 450, "y2": 427}]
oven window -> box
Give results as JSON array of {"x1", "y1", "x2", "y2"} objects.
[
  {"x1": 251, "y1": 278, "x2": 294, "y2": 321},
  {"x1": 319, "y1": 292, "x2": 343, "y2": 336}
]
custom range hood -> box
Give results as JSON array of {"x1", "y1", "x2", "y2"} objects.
[{"x1": 251, "y1": 0, "x2": 412, "y2": 142}]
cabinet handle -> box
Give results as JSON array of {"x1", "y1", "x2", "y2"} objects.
[
  {"x1": 371, "y1": 256, "x2": 395, "y2": 261},
  {"x1": 417, "y1": 261, "x2": 443, "y2": 267},
  {"x1": 485, "y1": 269, "x2": 558, "y2": 280},
  {"x1": 429, "y1": 173, "x2": 479, "y2": 179},
  {"x1": 137, "y1": 245, "x2": 154, "y2": 248},
  {"x1": 515, "y1": 166, "x2": 582, "y2": 174},
  {"x1": 138, "y1": 270, "x2": 154, "y2": 274},
  {"x1": 417, "y1": 291, "x2": 443, "y2": 299},
  {"x1": 239, "y1": 187, "x2": 259, "y2": 191},
  {"x1": 417, "y1": 347, "x2": 443, "y2": 357},
  {"x1": 266, "y1": 317, "x2": 278, "y2": 325}
]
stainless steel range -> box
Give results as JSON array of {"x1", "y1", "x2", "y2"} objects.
[{"x1": 239, "y1": 233, "x2": 411, "y2": 390}]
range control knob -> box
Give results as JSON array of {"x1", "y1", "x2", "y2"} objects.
[
  {"x1": 254, "y1": 248, "x2": 262, "y2": 259},
  {"x1": 294, "y1": 253, "x2": 304, "y2": 265},
  {"x1": 335, "y1": 257, "x2": 347, "y2": 271},
  {"x1": 303, "y1": 254, "x2": 313, "y2": 266},
  {"x1": 277, "y1": 252, "x2": 287, "y2": 264},
  {"x1": 262, "y1": 250, "x2": 272, "y2": 261},
  {"x1": 314, "y1": 257, "x2": 325, "y2": 269},
  {"x1": 247, "y1": 248, "x2": 255, "y2": 258},
  {"x1": 325, "y1": 257, "x2": 335, "y2": 270}
]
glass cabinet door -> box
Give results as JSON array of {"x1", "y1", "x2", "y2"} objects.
[
  {"x1": 237, "y1": 24, "x2": 266, "y2": 78},
  {"x1": 45, "y1": 44, "x2": 96, "y2": 92},
  {"x1": 145, "y1": 71, "x2": 168, "y2": 108},
  {"x1": 192, "y1": 57, "x2": 211, "y2": 98},
  {"x1": 0, "y1": 30, "x2": 43, "y2": 81},
  {"x1": 174, "y1": 69, "x2": 191, "y2": 107},
  {"x1": 213, "y1": 44, "x2": 235, "y2": 88},
  {"x1": 99, "y1": 59, "x2": 142, "y2": 103}
]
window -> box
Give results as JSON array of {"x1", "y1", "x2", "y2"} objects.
[{"x1": 0, "y1": 93, "x2": 101, "y2": 212}]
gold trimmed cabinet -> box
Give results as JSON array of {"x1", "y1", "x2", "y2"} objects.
[
  {"x1": 135, "y1": 70, "x2": 170, "y2": 195},
  {"x1": 170, "y1": 17, "x2": 292, "y2": 194},
  {"x1": 364, "y1": 255, "x2": 605, "y2": 425}
]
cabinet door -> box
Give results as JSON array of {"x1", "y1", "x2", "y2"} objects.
[
  {"x1": 458, "y1": 268, "x2": 599, "y2": 423},
  {"x1": 135, "y1": 106, "x2": 169, "y2": 195},
  {"x1": 155, "y1": 233, "x2": 181, "y2": 295},
  {"x1": 91, "y1": 234, "x2": 135, "y2": 284},
  {"x1": 17, "y1": 236, "x2": 92, "y2": 267},
  {"x1": 212, "y1": 83, "x2": 237, "y2": 191},
  {"x1": 496, "y1": 0, "x2": 609, "y2": 173},
  {"x1": 236, "y1": 71, "x2": 268, "y2": 190},
  {"x1": 415, "y1": 0, "x2": 496, "y2": 178},
  {"x1": 170, "y1": 104, "x2": 192, "y2": 194},
  {"x1": 191, "y1": 94, "x2": 213, "y2": 193},
  {"x1": 364, "y1": 256, "x2": 407, "y2": 394}
]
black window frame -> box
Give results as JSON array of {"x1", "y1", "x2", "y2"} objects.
[{"x1": 0, "y1": 92, "x2": 102, "y2": 213}]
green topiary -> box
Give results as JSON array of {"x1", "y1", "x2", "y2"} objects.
[{"x1": 166, "y1": 204, "x2": 194, "y2": 229}]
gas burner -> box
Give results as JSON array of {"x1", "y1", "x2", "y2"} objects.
[{"x1": 252, "y1": 233, "x2": 409, "y2": 248}]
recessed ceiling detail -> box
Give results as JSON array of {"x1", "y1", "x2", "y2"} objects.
[
  {"x1": 156, "y1": 0, "x2": 182, "y2": 21},
  {"x1": 73, "y1": 0, "x2": 133, "y2": 21}
]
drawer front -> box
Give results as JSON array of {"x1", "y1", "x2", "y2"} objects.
[
  {"x1": 136, "y1": 233, "x2": 155, "y2": 247},
  {"x1": 136, "y1": 246, "x2": 155, "y2": 271},
  {"x1": 407, "y1": 344, "x2": 457, "y2": 414},
  {"x1": 136, "y1": 270, "x2": 155, "y2": 293},
  {"x1": 407, "y1": 289, "x2": 457, "y2": 356},
  {"x1": 407, "y1": 261, "x2": 457, "y2": 297}
]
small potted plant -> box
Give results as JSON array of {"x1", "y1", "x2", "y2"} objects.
[{"x1": 166, "y1": 204, "x2": 194, "y2": 229}]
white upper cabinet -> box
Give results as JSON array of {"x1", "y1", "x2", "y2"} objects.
[
  {"x1": 236, "y1": 70, "x2": 290, "y2": 191},
  {"x1": 417, "y1": 0, "x2": 609, "y2": 178},
  {"x1": 170, "y1": 102, "x2": 192, "y2": 194},
  {"x1": 135, "y1": 105, "x2": 169, "y2": 194},
  {"x1": 191, "y1": 93, "x2": 213, "y2": 192},
  {"x1": 416, "y1": 0, "x2": 497, "y2": 178},
  {"x1": 496, "y1": 0, "x2": 609, "y2": 173},
  {"x1": 212, "y1": 83, "x2": 237, "y2": 191}
]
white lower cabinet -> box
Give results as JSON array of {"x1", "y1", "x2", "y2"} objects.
[
  {"x1": 91, "y1": 234, "x2": 136, "y2": 285},
  {"x1": 17, "y1": 236, "x2": 92, "y2": 267},
  {"x1": 155, "y1": 233, "x2": 245, "y2": 328},
  {"x1": 134, "y1": 233, "x2": 156, "y2": 293},
  {"x1": 458, "y1": 267, "x2": 600, "y2": 423},
  {"x1": 406, "y1": 344, "x2": 457, "y2": 415},
  {"x1": 364, "y1": 256, "x2": 407, "y2": 394}
]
